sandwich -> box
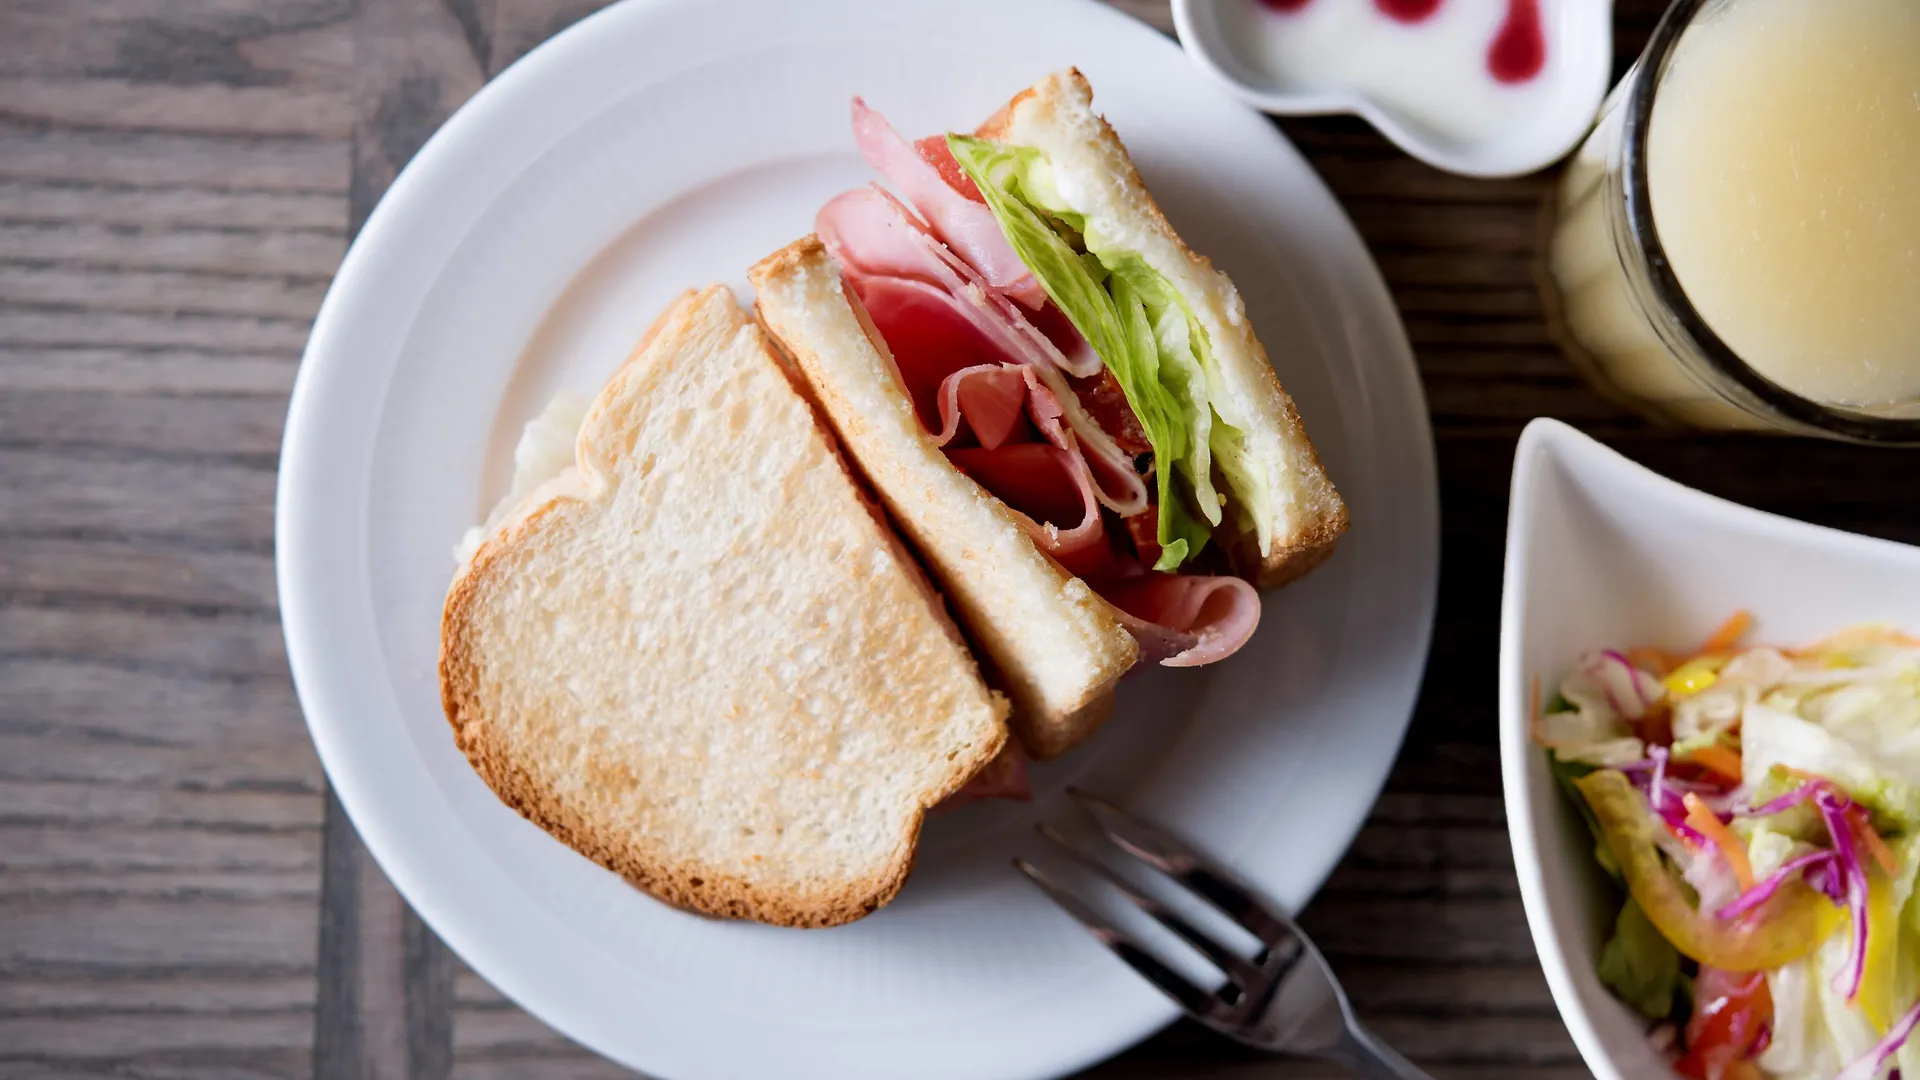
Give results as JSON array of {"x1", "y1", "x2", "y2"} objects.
[
  {"x1": 752, "y1": 70, "x2": 1347, "y2": 762},
  {"x1": 439, "y1": 286, "x2": 1009, "y2": 927}
]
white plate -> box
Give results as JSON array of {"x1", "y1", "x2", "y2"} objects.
[
  {"x1": 1499, "y1": 419, "x2": 1920, "y2": 1080},
  {"x1": 275, "y1": 1, "x2": 1438, "y2": 1077}
]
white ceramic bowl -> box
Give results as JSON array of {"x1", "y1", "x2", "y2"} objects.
[
  {"x1": 1499, "y1": 418, "x2": 1920, "y2": 1079},
  {"x1": 1171, "y1": 0, "x2": 1612, "y2": 177}
]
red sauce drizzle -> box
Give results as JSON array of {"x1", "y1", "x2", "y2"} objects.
[
  {"x1": 1487, "y1": 0, "x2": 1546, "y2": 83},
  {"x1": 1256, "y1": 0, "x2": 1547, "y2": 84},
  {"x1": 1374, "y1": 0, "x2": 1442, "y2": 22}
]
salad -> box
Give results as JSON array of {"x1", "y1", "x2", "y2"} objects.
[{"x1": 1538, "y1": 615, "x2": 1920, "y2": 1080}]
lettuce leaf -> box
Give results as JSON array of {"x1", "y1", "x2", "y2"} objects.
[
  {"x1": 1109, "y1": 266, "x2": 1211, "y2": 567},
  {"x1": 1550, "y1": 756, "x2": 1620, "y2": 879},
  {"x1": 453, "y1": 391, "x2": 590, "y2": 565},
  {"x1": 946, "y1": 134, "x2": 1261, "y2": 570},
  {"x1": 1598, "y1": 897, "x2": 1682, "y2": 1020},
  {"x1": 1744, "y1": 700, "x2": 1920, "y2": 834}
]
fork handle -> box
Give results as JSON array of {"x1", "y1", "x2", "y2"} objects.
[{"x1": 1328, "y1": 1023, "x2": 1434, "y2": 1080}]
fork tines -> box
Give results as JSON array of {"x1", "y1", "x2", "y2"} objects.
[
  {"x1": 1012, "y1": 855, "x2": 1230, "y2": 1020},
  {"x1": 1012, "y1": 789, "x2": 1307, "y2": 1027},
  {"x1": 1068, "y1": 789, "x2": 1292, "y2": 944}
]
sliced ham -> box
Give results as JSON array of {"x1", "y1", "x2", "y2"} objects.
[
  {"x1": 1099, "y1": 573, "x2": 1262, "y2": 668},
  {"x1": 819, "y1": 100, "x2": 1267, "y2": 785},
  {"x1": 1030, "y1": 301, "x2": 1103, "y2": 384},
  {"x1": 849, "y1": 277, "x2": 1017, "y2": 437},
  {"x1": 847, "y1": 259, "x2": 1108, "y2": 563},
  {"x1": 903, "y1": 345, "x2": 1258, "y2": 670},
  {"x1": 950, "y1": 445, "x2": 1088, "y2": 530},
  {"x1": 851, "y1": 98, "x2": 1046, "y2": 309},
  {"x1": 939, "y1": 738, "x2": 1032, "y2": 808},
  {"x1": 936, "y1": 365, "x2": 1105, "y2": 562},
  {"x1": 819, "y1": 187, "x2": 1148, "y2": 516},
  {"x1": 818, "y1": 188, "x2": 949, "y2": 286},
  {"x1": 821, "y1": 187, "x2": 1099, "y2": 379},
  {"x1": 944, "y1": 365, "x2": 1029, "y2": 449}
]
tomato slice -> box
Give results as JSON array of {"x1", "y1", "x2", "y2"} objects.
[
  {"x1": 1068, "y1": 365, "x2": 1152, "y2": 456},
  {"x1": 914, "y1": 135, "x2": 985, "y2": 202},
  {"x1": 1674, "y1": 967, "x2": 1771, "y2": 1080},
  {"x1": 1125, "y1": 505, "x2": 1163, "y2": 566}
]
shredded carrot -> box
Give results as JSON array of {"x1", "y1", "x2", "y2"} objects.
[
  {"x1": 1795, "y1": 625, "x2": 1920, "y2": 655},
  {"x1": 1856, "y1": 818, "x2": 1899, "y2": 878},
  {"x1": 1625, "y1": 646, "x2": 1681, "y2": 677},
  {"x1": 1684, "y1": 792, "x2": 1755, "y2": 889},
  {"x1": 1701, "y1": 610, "x2": 1754, "y2": 656},
  {"x1": 1684, "y1": 743, "x2": 1745, "y2": 783}
]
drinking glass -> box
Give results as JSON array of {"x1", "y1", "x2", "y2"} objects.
[{"x1": 1543, "y1": 0, "x2": 1920, "y2": 443}]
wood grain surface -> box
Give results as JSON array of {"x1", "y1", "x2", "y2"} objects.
[{"x1": 3, "y1": 1, "x2": 1914, "y2": 1078}]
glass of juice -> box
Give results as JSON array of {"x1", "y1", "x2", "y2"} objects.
[{"x1": 1545, "y1": 0, "x2": 1920, "y2": 441}]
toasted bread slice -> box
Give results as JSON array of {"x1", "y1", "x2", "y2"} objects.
[
  {"x1": 751, "y1": 241, "x2": 1138, "y2": 760},
  {"x1": 439, "y1": 286, "x2": 1008, "y2": 928},
  {"x1": 979, "y1": 69, "x2": 1347, "y2": 587}
]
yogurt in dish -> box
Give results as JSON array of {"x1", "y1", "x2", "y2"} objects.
[{"x1": 1210, "y1": 0, "x2": 1559, "y2": 146}]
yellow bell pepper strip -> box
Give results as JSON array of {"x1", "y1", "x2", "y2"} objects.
[
  {"x1": 1855, "y1": 872, "x2": 1901, "y2": 1031},
  {"x1": 1664, "y1": 658, "x2": 1724, "y2": 696},
  {"x1": 1576, "y1": 769, "x2": 1842, "y2": 972}
]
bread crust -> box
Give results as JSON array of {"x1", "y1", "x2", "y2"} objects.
[
  {"x1": 983, "y1": 69, "x2": 1348, "y2": 586},
  {"x1": 751, "y1": 241, "x2": 1138, "y2": 760},
  {"x1": 439, "y1": 287, "x2": 1007, "y2": 928}
]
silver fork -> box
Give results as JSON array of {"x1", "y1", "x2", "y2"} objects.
[{"x1": 1015, "y1": 789, "x2": 1433, "y2": 1080}]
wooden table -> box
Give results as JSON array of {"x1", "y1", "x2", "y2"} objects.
[{"x1": 6, "y1": 1, "x2": 1916, "y2": 1077}]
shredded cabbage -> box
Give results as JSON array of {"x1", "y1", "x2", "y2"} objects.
[
  {"x1": 1672, "y1": 648, "x2": 1794, "y2": 744},
  {"x1": 1540, "y1": 651, "x2": 1664, "y2": 766}
]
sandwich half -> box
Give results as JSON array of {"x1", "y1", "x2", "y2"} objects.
[
  {"x1": 751, "y1": 69, "x2": 1346, "y2": 760},
  {"x1": 440, "y1": 286, "x2": 1008, "y2": 928}
]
